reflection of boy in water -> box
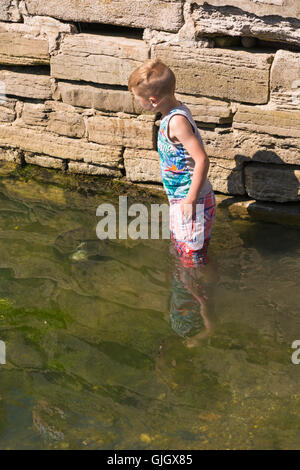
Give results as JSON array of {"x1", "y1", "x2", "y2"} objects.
[{"x1": 169, "y1": 258, "x2": 217, "y2": 347}]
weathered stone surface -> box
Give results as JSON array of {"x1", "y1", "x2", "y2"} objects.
[
  {"x1": 23, "y1": 15, "x2": 77, "y2": 52},
  {"x1": 0, "y1": 125, "x2": 123, "y2": 167},
  {"x1": 225, "y1": 198, "x2": 300, "y2": 227},
  {"x1": 0, "y1": 22, "x2": 49, "y2": 65},
  {"x1": 0, "y1": 146, "x2": 22, "y2": 163},
  {"x1": 0, "y1": 98, "x2": 16, "y2": 123},
  {"x1": 245, "y1": 162, "x2": 300, "y2": 202},
  {"x1": 192, "y1": 1, "x2": 300, "y2": 19},
  {"x1": 270, "y1": 50, "x2": 300, "y2": 110},
  {"x1": 0, "y1": 68, "x2": 52, "y2": 100},
  {"x1": 143, "y1": 26, "x2": 214, "y2": 48},
  {"x1": 191, "y1": 3, "x2": 300, "y2": 46},
  {"x1": 233, "y1": 129, "x2": 300, "y2": 166},
  {"x1": 20, "y1": 102, "x2": 49, "y2": 127},
  {"x1": 124, "y1": 148, "x2": 161, "y2": 183},
  {"x1": 0, "y1": 0, "x2": 21, "y2": 22},
  {"x1": 232, "y1": 104, "x2": 300, "y2": 165},
  {"x1": 233, "y1": 105, "x2": 300, "y2": 165},
  {"x1": 201, "y1": 120, "x2": 300, "y2": 174},
  {"x1": 51, "y1": 34, "x2": 149, "y2": 86},
  {"x1": 175, "y1": 93, "x2": 233, "y2": 124},
  {"x1": 25, "y1": 0, "x2": 184, "y2": 32},
  {"x1": 24, "y1": 153, "x2": 65, "y2": 169},
  {"x1": 208, "y1": 157, "x2": 245, "y2": 195},
  {"x1": 152, "y1": 44, "x2": 273, "y2": 104},
  {"x1": 68, "y1": 161, "x2": 122, "y2": 177},
  {"x1": 87, "y1": 114, "x2": 155, "y2": 149},
  {"x1": 0, "y1": 17, "x2": 76, "y2": 66},
  {"x1": 199, "y1": 127, "x2": 237, "y2": 160},
  {"x1": 46, "y1": 104, "x2": 86, "y2": 139},
  {"x1": 19, "y1": 101, "x2": 86, "y2": 138},
  {"x1": 53, "y1": 81, "x2": 144, "y2": 115},
  {"x1": 233, "y1": 104, "x2": 300, "y2": 139}
]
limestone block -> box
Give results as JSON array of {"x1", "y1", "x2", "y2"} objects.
[
  {"x1": 68, "y1": 161, "x2": 122, "y2": 177},
  {"x1": 0, "y1": 0, "x2": 21, "y2": 22},
  {"x1": 199, "y1": 128, "x2": 237, "y2": 160},
  {"x1": 20, "y1": 102, "x2": 49, "y2": 127},
  {"x1": 152, "y1": 44, "x2": 273, "y2": 104},
  {"x1": 20, "y1": 101, "x2": 86, "y2": 138},
  {"x1": 24, "y1": 153, "x2": 65, "y2": 169},
  {"x1": 0, "y1": 22, "x2": 49, "y2": 65},
  {"x1": 192, "y1": 1, "x2": 300, "y2": 19},
  {"x1": 175, "y1": 93, "x2": 233, "y2": 124},
  {"x1": 208, "y1": 157, "x2": 245, "y2": 195},
  {"x1": 53, "y1": 81, "x2": 144, "y2": 115},
  {"x1": 0, "y1": 68, "x2": 52, "y2": 100},
  {"x1": 0, "y1": 18, "x2": 76, "y2": 66},
  {"x1": 0, "y1": 146, "x2": 22, "y2": 163},
  {"x1": 233, "y1": 104, "x2": 300, "y2": 139},
  {"x1": 143, "y1": 27, "x2": 214, "y2": 48},
  {"x1": 87, "y1": 114, "x2": 155, "y2": 149},
  {"x1": 0, "y1": 98, "x2": 16, "y2": 123},
  {"x1": 23, "y1": 16, "x2": 77, "y2": 50},
  {"x1": 232, "y1": 103, "x2": 300, "y2": 172},
  {"x1": 226, "y1": 198, "x2": 300, "y2": 227},
  {"x1": 270, "y1": 50, "x2": 300, "y2": 110},
  {"x1": 25, "y1": 0, "x2": 184, "y2": 32},
  {"x1": 46, "y1": 110, "x2": 85, "y2": 139},
  {"x1": 124, "y1": 148, "x2": 161, "y2": 183},
  {"x1": 51, "y1": 34, "x2": 149, "y2": 86},
  {"x1": 245, "y1": 163, "x2": 300, "y2": 202},
  {"x1": 233, "y1": 103, "x2": 300, "y2": 165},
  {"x1": 191, "y1": 3, "x2": 300, "y2": 46},
  {"x1": 0, "y1": 125, "x2": 123, "y2": 167},
  {"x1": 233, "y1": 129, "x2": 300, "y2": 166}
]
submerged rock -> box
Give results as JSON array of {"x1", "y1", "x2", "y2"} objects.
[{"x1": 69, "y1": 242, "x2": 89, "y2": 262}]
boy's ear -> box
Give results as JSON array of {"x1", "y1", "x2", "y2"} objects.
[{"x1": 149, "y1": 96, "x2": 159, "y2": 107}]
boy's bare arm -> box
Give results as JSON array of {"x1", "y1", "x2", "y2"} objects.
[{"x1": 169, "y1": 115, "x2": 210, "y2": 204}]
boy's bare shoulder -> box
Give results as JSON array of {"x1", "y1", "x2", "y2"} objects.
[{"x1": 168, "y1": 114, "x2": 194, "y2": 140}]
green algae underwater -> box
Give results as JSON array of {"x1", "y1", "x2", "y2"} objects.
[{"x1": 0, "y1": 162, "x2": 300, "y2": 450}]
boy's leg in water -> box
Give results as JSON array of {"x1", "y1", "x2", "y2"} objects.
[{"x1": 177, "y1": 258, "x2": 219, "y2": 348}]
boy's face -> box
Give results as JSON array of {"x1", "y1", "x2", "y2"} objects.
[{"x1": 132, "y1": 89, "x2": 159, "y2": 111}]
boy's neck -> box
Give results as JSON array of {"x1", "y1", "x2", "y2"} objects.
[{"x1": 158, "y1": 95, "x2": 182, "y2": 119}]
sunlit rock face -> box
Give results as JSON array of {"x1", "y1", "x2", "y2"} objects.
[{"x1": 0, "y1": 0, "x2": 299, "y2": 202}]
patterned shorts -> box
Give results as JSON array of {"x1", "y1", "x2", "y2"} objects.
[{"x1": 169, "y1": 190, "x2": 216, "y2": 268}]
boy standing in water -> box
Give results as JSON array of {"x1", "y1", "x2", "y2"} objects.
[{"x1": 128, "y1": 58, "x2": 216, "y2": 269}]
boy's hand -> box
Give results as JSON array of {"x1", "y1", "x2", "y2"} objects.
[
  {"x1": 179, "y1": 198, "x2": 196, "y2": 221},
  {"x1": 179, "y1": 198, "x2": 197, "y2": 236}
]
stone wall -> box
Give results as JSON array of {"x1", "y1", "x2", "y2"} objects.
[{"x1": 0, "y1": 0, "x2": 299, "y2": 202}]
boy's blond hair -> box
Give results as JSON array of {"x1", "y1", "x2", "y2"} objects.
[{"x1": 128, "y1": 58, "x2": 176, "y2": 99}]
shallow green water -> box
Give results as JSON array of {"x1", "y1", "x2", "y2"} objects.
[{"x1": 0, "y1": 167, "x2": 300, "y2": 450}]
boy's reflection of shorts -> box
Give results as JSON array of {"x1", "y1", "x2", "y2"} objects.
[{"x1": 169, "y1": 190, "x2": 216, "y2": 268}]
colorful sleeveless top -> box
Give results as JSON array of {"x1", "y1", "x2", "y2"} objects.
[{"x1": 157, "y1": 101, "x2": 212, "y2": 202}]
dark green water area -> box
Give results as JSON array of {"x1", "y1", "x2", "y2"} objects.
[{"x1": 0, "y1": 162, "x2": 300, "y2": 450}]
